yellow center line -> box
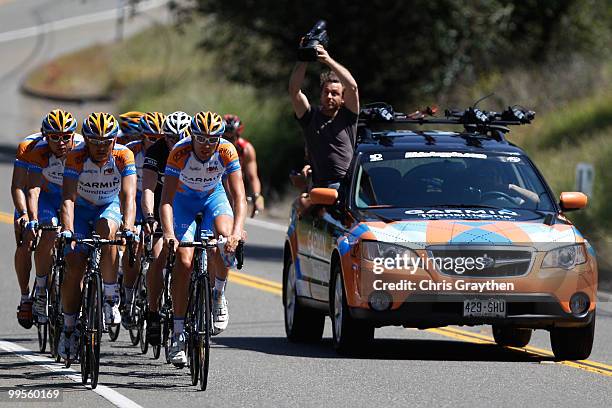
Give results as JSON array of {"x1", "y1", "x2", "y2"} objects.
[
  {"x1": 0, "y1": 211, "x2": 14, "y2": 224},
  {"x1": 2, "y1": 209, "x2": 611, "y2": 377}
]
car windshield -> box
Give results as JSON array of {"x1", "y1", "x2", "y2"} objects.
[{"x1": 354, "y1": 151, "x2": 555, "y2": 211}]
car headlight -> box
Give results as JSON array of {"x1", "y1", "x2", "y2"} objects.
[
  {"x1": 361, "y1": 241, "x2": 416, "y2": 262},
  {"x1": 541, "y1": 245, "x2": 587, "y2": 270}
]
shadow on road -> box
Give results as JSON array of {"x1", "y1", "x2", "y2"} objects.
[
  {"x1": 0, "y1": 144, "x2": 17, "y2": 164},
  {"x1": 212, "y1": 336, "x2": 553, "y2": 363}
]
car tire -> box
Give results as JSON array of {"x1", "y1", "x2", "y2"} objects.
[
  {"x1": 550, "y1": 312, "x2": 595, "y2": 361},
  {"x1": 283, "y1": 256, "x2": 324, "y2": 343},
  {"x1": 492, "y1": 325, "x2": 532, "y2": 347},
  {"x1": 330, "y1": 264, "x2": 374, "y2": 355}
]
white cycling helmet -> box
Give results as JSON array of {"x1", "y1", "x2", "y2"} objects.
[{"x1": 163, "y1": 111, "x2": 191, "y2": 139}]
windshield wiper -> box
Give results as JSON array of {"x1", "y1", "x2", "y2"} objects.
[{"x1": 360, "y1": 209, "x2": 396, "y2": 223}]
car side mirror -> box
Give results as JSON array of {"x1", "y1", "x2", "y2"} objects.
[
  {"x1": 559, "y1": 192, "x2": 588, "y2": 211},
  {"x1": 310, "y1": 188, "x2": 338, "y2": 206}
]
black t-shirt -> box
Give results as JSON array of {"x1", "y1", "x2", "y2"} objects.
[
  {"x1": 297, "y1": 106, "x2": 358, "y2": 185},
  {"x1": 143, "y1": 138, "x2": 170, "y2": 220}
]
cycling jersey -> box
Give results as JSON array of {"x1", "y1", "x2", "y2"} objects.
[
  {"x1": 125, "y1": 140, "x2": 146, "y2": 192},
  {"x1": 142, "y1": 138, "x2": 170, "y2": 221},
  {"x1": 126, "y1": 140, "x2": 147, "y2": 221},
  {"x1": 165, "y1": 138, "x2": 240, "y2": 197},
  {"x1": 165, "y1": 138, "x2": 239, "y2": 240},
  {"x1": 25, "y1": 134, "x2": 85, "y2": 224},
  {"x1": 64, "y1": 143, "x2": 136, "y2": 207},
  {"x1": 14, "y1": 133, "x2": 44, "y2": 170}
]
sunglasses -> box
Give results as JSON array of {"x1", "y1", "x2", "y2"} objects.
[
  {"x1": 86, "y1": 137, "x2": 114, "y2": 146},
  {"x1": 193, "y1": 134, "x2": 220, "y2": 145},
  {"x1": 46, "y1": 133, "x2": 73, "y2": 143}
]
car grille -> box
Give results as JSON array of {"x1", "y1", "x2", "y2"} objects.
[{"x1": 426, "y1": 246, "x2": 533, "y2": 277}]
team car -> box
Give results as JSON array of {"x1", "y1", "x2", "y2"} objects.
[{"x1": 283, "y1": 103, "x2": 597, "y2": 359}]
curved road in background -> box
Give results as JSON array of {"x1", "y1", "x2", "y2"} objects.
[{"x1": 0, "y1": 2, "x2": 610, "y2": 407}]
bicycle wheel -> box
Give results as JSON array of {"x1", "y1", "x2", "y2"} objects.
[
  {"x1": 80, "y1": 280, "x2": 90, "y2": 385},
  {"x1": 108, "y1": 322, "x2": 120, "y2": 341},
  {"x1": 37, "y1": 322, "x2": 47, "y2": 353},
  {"x1": 188, "y1": 284, "x2": 199, "y2": 386},
  {"x1": 48, "y1": 269, "x2": 60, "y2": 360},
  {"x1": 129, "y1": 327, "x2": 140, "y2": 346},
  {"x1": 139, "y1": 306, "x2": 148, "y2": 354},
  {"x1": 198, "y1": 274, "x2": 212, "y2": 391},
  {"x1": 89, "y1": 274, "x2": 103, "y2": 389}
]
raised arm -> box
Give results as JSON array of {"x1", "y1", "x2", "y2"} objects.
[
  {"x1": 288, "y1": 62, "x2": 311, "y2": 119},
  {"x1": 316, "y1": 45, "x2": 359, "y2": 114}
]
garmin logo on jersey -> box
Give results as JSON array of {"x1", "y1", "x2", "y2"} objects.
[
  {"x1": 181, "y1": 175, "x2": 217, "y2": 184},
  {"x1": 80, "y1": 178, "x2": 120, "y2": 188}
]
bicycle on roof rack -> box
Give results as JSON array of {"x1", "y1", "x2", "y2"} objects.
[{"x1": 357, "y1": 102, "x2": 535, "y2": 144}]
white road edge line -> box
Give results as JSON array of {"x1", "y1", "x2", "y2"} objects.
[
  {"x1": 0, "y1": 340, "x2": 143, "y2": 408},
  {"x1": 0, "y1": 0, "x2": 169, "y2": 43},
  {"x1": 245, "y1": 217, "x2": 287, "y2": 232}
]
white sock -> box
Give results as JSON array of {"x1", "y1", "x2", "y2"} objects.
[
  {"x1": 63, "y1": 313, "x2": 76, "y2": 331},
  {"x1": 173, "y1": 318, "x2": 184, "y2": 336},
  {"x1": 215, "y1": 277, "x2": 226, "y2": 295},
  {"x1": 104, "y1": 282, "x2": 119, "y2": 303},
  {"x1": 35, "y1": 275, "x2": 48, "y2": 290}
]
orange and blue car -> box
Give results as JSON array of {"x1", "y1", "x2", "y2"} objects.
[{"x1": 283, "y1": 106, "x2": 597, "y2": 359}]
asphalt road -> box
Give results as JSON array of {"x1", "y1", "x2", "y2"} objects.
[{"x1": 0, "y1": 2, "x2": 611, "y2": 407}]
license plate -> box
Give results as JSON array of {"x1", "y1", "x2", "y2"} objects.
[{"x1": 463, "y1": 299, "x2": 506, "y2": 318}]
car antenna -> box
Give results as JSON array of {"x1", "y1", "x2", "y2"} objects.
[{"x1": 472, "y1": 93, "x2": 495, "y2": 108}]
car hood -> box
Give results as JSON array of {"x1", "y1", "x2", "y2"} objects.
[{"x1": 342, "y1": 214, "x2": 583, "y2": 250}]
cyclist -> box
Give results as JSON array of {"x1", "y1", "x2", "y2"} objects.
[
  {"x1": 12, "y1": 110, "x2": 66, "y2": 328},
  {"x1": 121, "y1": 111, "x2": 166, "y2": 328},
  {"x1": 117, "y1": 111, "x2": 145, "y2": 145},
  {"x1": 24, "y1": 114, "x2": 84, "y2": 324},
  {"x1": 141, "y1": 111, "x2": 191, "y2": 345},
  {"x1": 222, "y1": 114, "x2": 264, "y2": 217},
  {"x1": 161, "y1": 111, "x2": 246, "y2": 366},
  {"x1": 58, "y1": 112, "x2": 137, "y2": 360}
]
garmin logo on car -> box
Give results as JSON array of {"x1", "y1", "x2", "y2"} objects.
[{"x1": 405, "y1": 208, "x2": 519, "y2": 220}]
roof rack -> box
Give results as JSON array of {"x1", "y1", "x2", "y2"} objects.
[{"x1": 357, "y1": 102, "x2": 535, "y2": 144}]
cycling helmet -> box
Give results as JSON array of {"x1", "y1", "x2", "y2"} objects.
[
  {"x1": 41, "y1": 109, "x2": 77, "y2": 134},
  {"x1": 82, "y1": 112, "x2": 119, "y2": 139},
  {"x1": 191, "y1": 111, "x2": 225, "y2": 136},
  {"x1": 163, "y1": 111, "x2": 191, "y2": 138},
  {"x1": 119, "y1": 111, "x2": 144, "y2": 136},
  {"x1": 223, "y1": 114, "x2": 244, "y2": 135},
  {"x1": 140, "y1": 112, "x2": 166, "y2": 135}
]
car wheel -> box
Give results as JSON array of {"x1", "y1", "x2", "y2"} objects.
[
  {"x1": 331, "y1": 264, "x2": 374, "y2": 355},
  {"x1": 550, "y1": 312, "x2": 595, "y2": 360},
  {"x1": 283, "y1": 256, "x2": 324, "y2": 342},
  {"x1": 492, "y1": 325, "x2": 532, "y2": 347}
]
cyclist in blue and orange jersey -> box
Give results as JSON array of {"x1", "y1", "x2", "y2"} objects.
[
  {"x1": 222, "y1": 114, "x2": 264, "y2": 217},
  {"x1": 58, "y1": 112, "x2": 137, "y2": 360},
  {"x1": 121, "y1": 111, "x2": 165, "y2": 328},
  {"x1": 117, "y1": 111, "x2": 145, "y2": 146},
  {"x1": 11, "y1": 109, "x2": 74, "y2": 329},
  {"x1": 24, "y1": 125, "x2": 84, "y2": 324},
  {"x1": 161, "y1": 111, "x2": 246, "y2": 366},
  {"x1": 141, "y1": 111, "x2": 191, "y2": 345}
]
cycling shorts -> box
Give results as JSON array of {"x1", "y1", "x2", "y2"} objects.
[
  {"x1": 37, "y1": 190, "x2": 61, "y2": 225},
  {"x1": 70, "y1": 196, "x2": 122, "y2": 253},
  {"x1": 173, "y1": 183, "x2": 233, "y2": 242}
]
